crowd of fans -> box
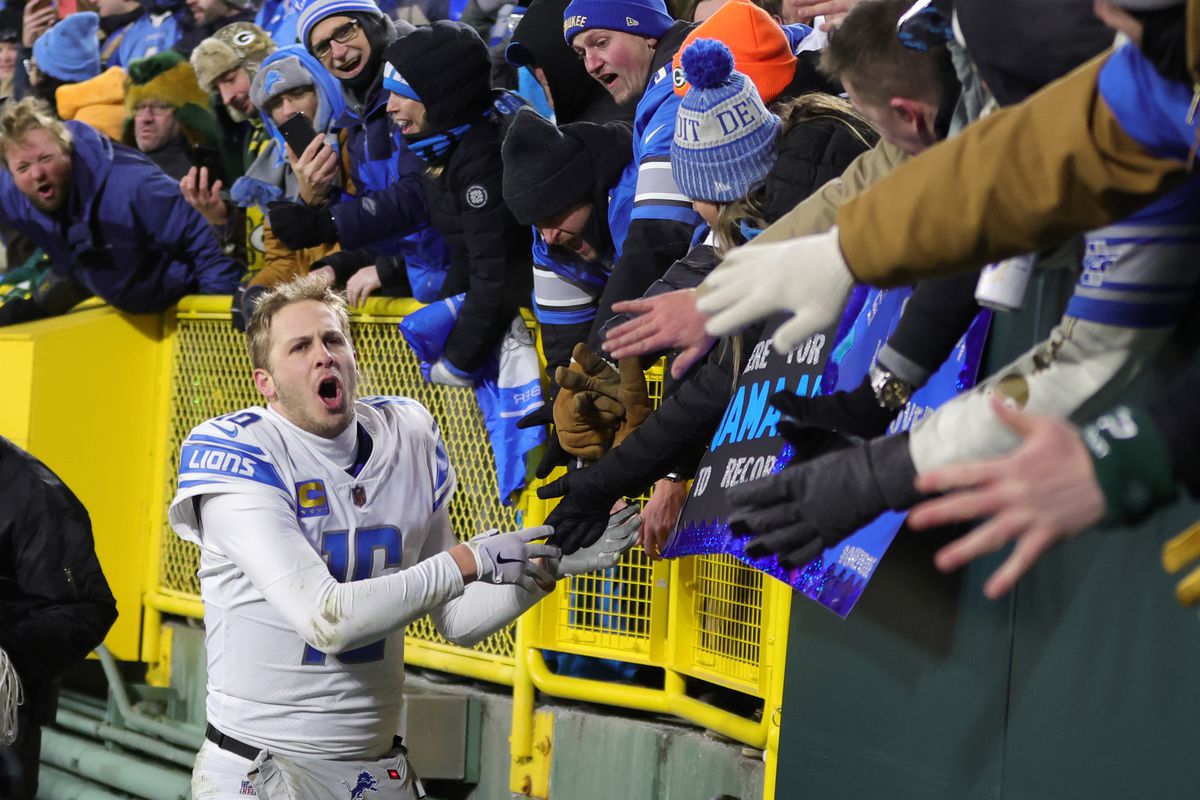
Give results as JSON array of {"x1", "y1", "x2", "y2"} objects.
[{"x1": 0, "y1": 0, "x2": 1196, "y2": 621}]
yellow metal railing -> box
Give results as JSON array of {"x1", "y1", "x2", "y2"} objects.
[{"x1": 144, "y1": 296, "x2": 788, "y2": 796}]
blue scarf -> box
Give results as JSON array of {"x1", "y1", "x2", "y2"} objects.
[{"x1": 403, "y1": 122, "x2": 472, "y2": 166}]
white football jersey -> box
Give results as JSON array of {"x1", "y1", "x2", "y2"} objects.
[{"x1": 168, "y1": 397, "x2": 456, "y2": 758}]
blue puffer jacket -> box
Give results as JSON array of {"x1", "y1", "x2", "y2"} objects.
[{"x1": 0, "y1": 122, "x2": 239, "y2": 313}]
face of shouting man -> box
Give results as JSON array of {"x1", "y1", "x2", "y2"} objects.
[
  {"x1": 5, "y1": 127, "x2": 73, "y2": 214},
  {"x1": 571, "y1": 28, "x2": 656, "y2": 106},
  {"x1": 310, "y1": 15, "x2": 371, "y2": 82},
  {"x1": 252, "y1": 299, "x2": 359, "y2": 439}
]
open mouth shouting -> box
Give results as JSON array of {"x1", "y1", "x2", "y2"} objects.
[
  {"x1": 316, "y1": 374, "x2": 344, "y2": 411},
  {"x1": 333, "y1": 54, "x2": 363, "y2": 78}
]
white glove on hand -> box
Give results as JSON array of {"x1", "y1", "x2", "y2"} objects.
[
  {"x1": 550, "y1": 505, "x2": 641, "y2": 579},
  {"x1": 696, "y1": 226, "x2": 855, "y2": 353},
  {"x1": 465, "y1": 525, "x2": 560, "y2": 591},
  {"x1": 430, "y1": 358, "x2": 474, "y2": 388}
]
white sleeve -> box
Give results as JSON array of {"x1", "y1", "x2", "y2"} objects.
[
  {"x1": 198, "y1": 492, "x2": 467, "y2": 654},
  {"x1": 422, "y1": 508, "x2": 550, "y2": 648}
]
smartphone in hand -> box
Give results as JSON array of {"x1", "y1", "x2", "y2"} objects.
[
  {"x1": 278, "y1": 113, "x2": 318, "y2": 157},
  {"x1": 190, "y1": 145, "x2": 222, "y2": 178}
]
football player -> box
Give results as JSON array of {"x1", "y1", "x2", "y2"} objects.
[{"x1": 170, "y1": 276, "x2": 638, "y2": 799}]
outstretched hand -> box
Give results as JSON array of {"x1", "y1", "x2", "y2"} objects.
[
  {"x1": 464, "y1": 525, "x2": 560, "y2": 592},
  {"x1": 697, "y1": 228, "x2": 854, "y2": 354},
  {"x1": 908, "y1": 397, "x2": 1106, "y2": 599},
  {"x1": 783, "y1": 0, "x2": 859, "y2": 29},
  {"x1": 538, "y1": 468, "x2": 618, "y2": 555},
  {"x1": 604, "y1": 290, "x2": 715, "y2": 380},
  {"x1": 552, "y1": 505, "x2": 641, "y2": 577}
]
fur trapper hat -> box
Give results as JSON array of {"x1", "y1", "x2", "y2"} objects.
[{"x1": 190, "y1": 22, "x2": 276, "y2": 92}]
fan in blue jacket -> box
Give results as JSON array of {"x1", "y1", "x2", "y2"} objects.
[{"x1": 0, "y1": 103, "x2": 239, "y2": 326}]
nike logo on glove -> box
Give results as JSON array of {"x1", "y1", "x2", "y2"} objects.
[{"x1": 496, "y1": 555, "x2": 525, "y2": 565}]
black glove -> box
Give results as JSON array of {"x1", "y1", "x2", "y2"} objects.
[
  {"x1": 310, "y1": 248, "x2": 375, "y2": 284},
  {"x1": 729, "y1": 431, "x2": 923, "y2": 568},
  {"x1": 537, "y1": 467, "x2": 622, "y2": 555},
  {"x1": 771, "y1": 376, "x2": 899, "y2": 443},
  {"x1": 517, "y1": 403, "x2": 573, "y2": 480},
  {"x1": 268, "y1": 201, "x2": 338, "y2": 250}
]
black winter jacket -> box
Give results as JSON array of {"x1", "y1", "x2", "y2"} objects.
[{"x1": 0, "y1": 438, "x2": 117, "y2": 721}]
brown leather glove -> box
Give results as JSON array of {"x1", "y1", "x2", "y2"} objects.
[
  {"x1": 552, "y1": 343, "x2": 623, "y2": 459},
  {"x1": 613, "y1": 357, "x2": 651, "y2": 447}
]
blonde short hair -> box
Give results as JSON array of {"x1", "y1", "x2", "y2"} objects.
[
  {"x1": 0, "y1": 97, "x2": 73, "y2": 164},
  {"x1": 245, "y1": 276, "x2": 352, "y2": 371}
]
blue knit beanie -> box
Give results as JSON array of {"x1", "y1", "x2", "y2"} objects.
[
  {"x1": 670, "y1": 39, "x2": 781, "y2": 203},
  {"x1": 297, "y1": 0, "x2": 384, "y2": 50},
  {"x1": 562, "y1": 0, "x2": 673, "y2": 45},
  {"x1": 32, "y1": 12, "x2": 101, "y2": 84}
]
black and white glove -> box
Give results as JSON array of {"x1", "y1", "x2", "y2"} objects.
[
  {"x1": 538, "y1": 466, "x2": 623, "y2": 555},
  {"x1": 267, "y1": 201, "x2": 338, "y2": 249},
  {"x1": 730, "y1": 432, "x2": 922, "y2": 568},
  {"x1": 464, "y1": 525, "x2": 559, "y2": 591},
  {"x1": 547, "y1": 505, "x2": 641, "y2": 579}
]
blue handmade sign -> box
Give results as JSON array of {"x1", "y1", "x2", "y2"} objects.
[{"x1": 664, "y1": 286, "x2": 990, "y2": 617}]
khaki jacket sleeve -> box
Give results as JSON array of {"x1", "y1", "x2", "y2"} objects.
[
  {"x1": 749, "y1": 139, "x2": 910, "y2": 246},
  {"x1": 838, "y1": 53, "x2": 1190, "y2": 287}
]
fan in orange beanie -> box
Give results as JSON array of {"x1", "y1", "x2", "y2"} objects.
[{"x1": 671, "y1": 0, "x2": 798, "y2": 102}]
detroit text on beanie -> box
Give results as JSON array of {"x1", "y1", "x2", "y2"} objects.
[
  {"x1": 32, "y1": 12, "x2": 101, "y2": 84},
  {"x1": 670, "y1": 39, "x2": 781, "y2": 203},
  {"x1": 562, "y1": 0, "x2": 673, "y2": 45},
  {"x1": 250, "y1": 54, "x2": 318, "y2": 111}
]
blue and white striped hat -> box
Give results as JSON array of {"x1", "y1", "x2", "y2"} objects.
[
  {"x1": 670, "y1": 39, "x2": 780, "y2": 203},
  {"x1": 297, "y1": 0, "x2": 384, "y2": 50},
  {"x1": 381, "y1": 61, "x2": 419, "y2": 100}
]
